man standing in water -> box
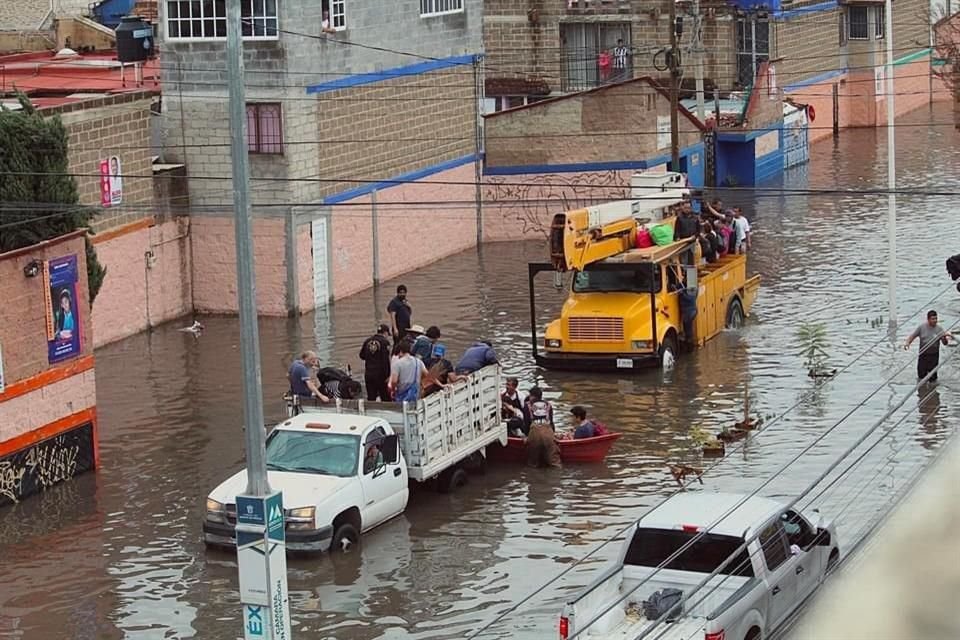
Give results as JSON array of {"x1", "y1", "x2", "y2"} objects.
[
  {"x1": 387, "y1": 285, "x2": 412, "y2": 343},
  {"x1": 904, "y1": 310, "x2": 952, "y2": 382},
  {"x1": 359, "y1": 324, "x2": 392, "y2": 401}
]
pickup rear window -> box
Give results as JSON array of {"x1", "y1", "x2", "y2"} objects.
[{"x1": 625, "y1": 528, "x2": 754, "y2": 577}]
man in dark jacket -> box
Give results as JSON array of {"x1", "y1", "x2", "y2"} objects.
[{"x1": 359, "y1": 323, "x2": 392, "y2": 401}]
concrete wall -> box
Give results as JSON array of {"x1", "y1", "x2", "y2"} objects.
[
  {"x1": 89, "y1": 218, "x2": 192, "y2": 347},
  {"x1": 484, "y1": 79, "x2": 702, "y2": 169}
]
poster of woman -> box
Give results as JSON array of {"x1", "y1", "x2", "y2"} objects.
[
  {"x1": 44, "y1": 255, "x2": 82, "y2": 363},
  {"x1": 109, "y1": 155, "x2": 123, "y2": 206}
]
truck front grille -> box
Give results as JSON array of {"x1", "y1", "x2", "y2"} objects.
[
  {"x1": 225, "y1": 503, "x2": 237, "y2": 526},
  {"x1": 568, "y1": 317, "x2": 624, "y2": 342}
]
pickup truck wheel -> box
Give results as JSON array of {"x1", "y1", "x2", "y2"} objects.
[
  {"x1": 726, "y1": 298, "x2": 745, "y2": 329},
  {"x1": 438, "y1": 467, "x2": 468, "y2": 494},
  {"x1": 330, "y1": 523, "x2": 359, "y2": 553},
  {"x1": 659, "y1": 334, "x2": 678, "y2": 369},
  {"x1": 744, "y1": 627, "x2": 762, "y2": 640}
]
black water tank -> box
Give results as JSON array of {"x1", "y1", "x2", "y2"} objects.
[{"x1": 115, "y1": 16, "x2": 153, "y2": 63}]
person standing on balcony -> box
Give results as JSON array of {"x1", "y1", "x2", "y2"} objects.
[{"x1": 613, "y1": 39, "x2": 630, "y2": 81}]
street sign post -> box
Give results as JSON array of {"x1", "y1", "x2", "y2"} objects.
[{"x1": 236, "y1": 492, "x2": 291, "y2": 640}]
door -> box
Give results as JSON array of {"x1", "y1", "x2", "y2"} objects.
[
  {"x1": 358, "y1": 427, "x2": 403, "y2": 530},
  {"x1": 758, "y1": 519, "x2": 800, "y2": 630},
  {"x1": 782, "y1": 510, "x2": 824, "y2": 600},
  {"x1": 311, "y1": 217, "x2": 330, "y2": 309}
]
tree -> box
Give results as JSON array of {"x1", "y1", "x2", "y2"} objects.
[
  {"x1": 933, "y1": 10, "x2": 960, "y2": 130},
  {"x1": 0, "y1": 93, "x2": 106, "y2": 303}
]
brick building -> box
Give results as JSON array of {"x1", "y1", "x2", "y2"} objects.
[
  {"x1": 483, "y1": 0, "x2": 935, "y2": 130},
  {"x1": 158, "y1": 0, "x2": 484, "y2": 312}
]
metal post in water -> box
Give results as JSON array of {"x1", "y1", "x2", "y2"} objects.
[
  {"x1": 226, "y1": 0, "x2": 291, "y2": 637},
  {"x1": 832, "y1": 83, "x2": 839, "y2": 138},
  {"x1": 885, "y1": 0, "x2": 897, "y2": 328}
]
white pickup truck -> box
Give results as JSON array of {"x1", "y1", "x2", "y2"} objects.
[
  {"x1": 560, "y1": 493, "x2": 839, "y2": 640},
  {"x1": 203, "y1": 364, "x2": 505, "y2": 553}
]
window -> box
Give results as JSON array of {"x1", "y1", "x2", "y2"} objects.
[
  {"x1": 560, "y1": 22, "x2": 632, "y2": 91},
  {"x1": 736, "y1": 18, "x2": 769, "y2": 88},
  {"x1": 847, "y1": 6, "x2": 869, "y2": 40},
  {"x1": 759, "y1": 520, "x2": 790, "y2": 571},
  {"x1": 625, "y1": 528, "x2": 755, "y2": 577},
  {"x1": 246, "y1": 103, "x2": 283, "y2": 154},
  {"x1": 572, "y1": 264, "x2": 661, "y2": 294},
  {"x1": 420, "y1": 0, "x2": 464, "y2": 17},
  {"x1": 322, "y1": 0, "x2": 346, "y2": 30},
  {"x1": 874, "y1": 5, "x2": 885, "y2": 39},
  {"x1": 166, "y1": 0, "x2": 278, "y2": 40},
  {"x1": 265, "y1": 430, "x2": 360, "y2": 477}
]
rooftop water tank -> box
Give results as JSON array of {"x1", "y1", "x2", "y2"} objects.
[{"x1": 115, "y1": 15, "x2": 153, "y2": 63}]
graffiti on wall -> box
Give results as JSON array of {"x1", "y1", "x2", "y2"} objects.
[
  {"x1": 483, "y1": 171, "x2": 629, "y2": 238},
  {"x1": 0, "y1": 422, "x2": 95, "y2": 506}
]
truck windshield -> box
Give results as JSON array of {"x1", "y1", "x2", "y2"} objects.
[
  {"x1": 265, "y1": 430, "x2": 360, "y2": 478},
  {"x1": 624, "y1": 528, "x2": 754, "y2": 577},
  {"x1": 572, "y1": 264, "x2": 661, "y2": 294}
]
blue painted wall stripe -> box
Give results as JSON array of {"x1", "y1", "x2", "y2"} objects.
[
  {"x1": 307, "y1": 54, "x2": 480, "y2": 94},
  {"x1": 322, "y1": 154, "x2": 477, "y2": 204},
  {"x1": 483, "y1": 143, "x2": 705, "y2": 176},
  {"x1": 784, "y1": 67, "x2": 847, "y2": 92},
  {"x1": 774, "y1": 0, "x2": 837, "y2": 21}
]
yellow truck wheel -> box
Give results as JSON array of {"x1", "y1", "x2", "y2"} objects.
[
  {"x1": 658, "y1": 332, "x2": 678, "y2": 368},
  {"x1": 726, "y1": 297, "x2": 745, "y2": 329}
]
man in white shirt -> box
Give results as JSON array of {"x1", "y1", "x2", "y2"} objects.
[
  {"x1": 732, "y1": 207, "x2": 751, "y2": 254},
  {"x1": 613, "y1": 39, "x2": 630, "y2": 81}
]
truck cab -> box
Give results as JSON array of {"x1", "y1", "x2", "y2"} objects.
[
  {"x1": 203, "y1": 413, "x2": 409, "y2": 553},
  {"x1": 528, "y1": 172, "x2": 760, "y2": 371}
]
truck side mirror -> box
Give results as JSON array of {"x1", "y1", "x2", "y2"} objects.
[{"x1": 382, "y1": 434, "x2": 400, "y2": 464}]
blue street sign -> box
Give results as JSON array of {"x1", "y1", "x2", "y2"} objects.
[
  {"x1": 245, "y1": 605, "x2": 264, "y2": 637},
  {"x1": 266, "y1": 492, "x2": 285, "y2": 542},
  {"x1": 237, "y1": 495, "x2": 266, "y2": 526}
]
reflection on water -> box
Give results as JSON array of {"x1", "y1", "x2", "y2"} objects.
[{"x1": 2, "y1": 104, "x2": 960, "y2": 639}]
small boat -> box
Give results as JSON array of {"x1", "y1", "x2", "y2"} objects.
[{"x1": 489, "y1": 432, "x2": 622, "y2": 464}]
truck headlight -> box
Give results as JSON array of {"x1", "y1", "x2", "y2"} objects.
[
  {"x1": 285, "y1": 506, "x2": 315, "y2": 530},
  {"x1": 546, "y1": 339, "x2": 562, "y2": 348},
  {"x1": 631, "y1": 340, "x2": 651, "y2": 351},
  {"x1": 206, "y1": 498, "x2": 225, "y2": 523}
]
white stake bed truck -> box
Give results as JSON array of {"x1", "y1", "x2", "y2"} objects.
[
  {"x1": 203, "y1": 364, "x2": 505, "y2": 553},
  {"x1": 559, "y1": 493, "x2": 839, "y2": 640}
]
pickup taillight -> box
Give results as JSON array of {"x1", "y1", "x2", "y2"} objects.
[
  {"x1": 705, "y1": 631, "x2": 725, "y2": 640},
  {"x1": 559, "y1": 616, "x2": 569, "y2": 639}
]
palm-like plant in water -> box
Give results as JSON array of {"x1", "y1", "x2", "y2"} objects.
[{"x1": 797, "y1": 322, "x2": 832, "y2": 377}]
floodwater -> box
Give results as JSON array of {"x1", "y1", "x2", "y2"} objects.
[{"x1": 2, "y1": 103, "x2": 960, "y2": 640}]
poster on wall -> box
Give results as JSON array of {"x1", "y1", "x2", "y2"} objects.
[
  {"x1": 43, "y1": 255, "x2": 82, "y2": 364},
  {"x1": 99, "y1": 155, "x2": 123, "y2": 207},
  {"x1": 657, "y1": 116, "x2": 670, "y2": 150},
  {"x1": 874, "y1": 67, "x2": 884, "y2": 102}
]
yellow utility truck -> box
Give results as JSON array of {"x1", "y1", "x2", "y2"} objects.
[{"x1": 528, "y1": 172, "x2": 760, "y2": 371}]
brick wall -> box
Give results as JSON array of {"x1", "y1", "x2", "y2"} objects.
[
  {"x1": 484, "y1": 79, "x2": 702, "y2": 168},
  {"x1": 44, "y1": 93, "x2": 157, "y2": 233},
  {"x1": 775, "y1": 9, "x2": 845, "y2": 87},
  {"x1": 316, "y1": 66, "x2": 478, "y2": 200},
  {"x1": 0, "y1": 232, "x2": 91, "y2": 385},
  {"x1": 0, "y1": 0, "x2": 88, "y2": 32}
]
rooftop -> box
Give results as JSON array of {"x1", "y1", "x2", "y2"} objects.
[
  {"x1": 639, "y1": 492, "x2": 785, "y2": 538},
  {"x1": 274, "y1": 412, "x2": 382, "y2": 436},
  {"x1": 0, "y1": 50, "x2": 160, "y2": 109}
]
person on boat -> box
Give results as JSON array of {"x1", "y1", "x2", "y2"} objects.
[
  {"x1": 525, "y1": 390, "x2": 561, "y2": 468},
  {"x1": 904, "y1": 310, "x2": 952, "y2": 382},
  {"x1": 288, "y1": 351, "x2": 330, "y2": 403},
  {"x1": 567, "y1": 405, "x2": 598, "y2": 439},
  {"x1": 455, "y1": 340, "x2": 499, "y2": 375},
  {"x1": 501, "y1": 377, "x2": 526, "y2": 436},
  {"x1": 522, "y1": 386, "x2": 554, "y2": 431}
]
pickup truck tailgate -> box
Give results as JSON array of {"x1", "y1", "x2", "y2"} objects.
[{"x1": 590, "y1": 613, "x2": 704, "y2": 640}]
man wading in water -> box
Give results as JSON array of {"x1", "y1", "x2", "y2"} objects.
[{"x1": 904, "y1": 310, "x2": 953, "y2": 383}]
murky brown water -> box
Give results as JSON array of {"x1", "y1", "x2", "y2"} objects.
[{"x1": 2, "y1": 104, "x2": 960, "y2": 640}]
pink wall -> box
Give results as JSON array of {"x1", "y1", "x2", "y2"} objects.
[
  {"x1": 0, "y1": 370, "x2": 96, "y2": 443},
  {"x1": 91, "y1": 218, "x2": 192, "y2": 347},
  {"x1": 296, "y1": 223, "x2": 314, "y2": 313},
  {"x1": 191, "y1": 216, "x2": 288, "y2": 315},
  {"x1": 481, "y1": 169, "x2": 632, "y2": 242},
  {"x1": 327, "y1": 162, "x2": 478, "y2": 301}
]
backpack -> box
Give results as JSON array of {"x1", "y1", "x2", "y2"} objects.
[
  {"x1": 635, "y1": 227, "x2": 654, "y2": 249},
  {"x1": 650, "y1": 224, "x2": 675, "y2": 246},
  {"x1": 592, "y1": 421, "x2": 610, "y2": 436},
  {"x1": 317, "y1": 367, "x2": 352, "y2": 385},
  {"x1": 642, "y1": 588, "x2": 683, "y2": 622}
]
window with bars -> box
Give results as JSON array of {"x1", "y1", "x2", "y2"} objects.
[
  {"x1": 847, "y1": 6, "x2": 869, "y2": 40},
  {"x1": 736, "y1": 18, "x2": 769, "y2": 88},
  {"x1": 166, "y1": 0, "x2": 278, "y2": 40},
  {"x1": 420, "y1": 0, "x2": 464, "y2": 16},
  {"x1": 322, "y1": 0, "x2": 346, "y2": 30},
  {"x1": 560, "y1": 22, "x2": 632, "y2": 91},
  {"x1": 875, "y1": 5, "x2": 885, "y2": 39},
  {"x1": 246, "y1": 103, "x2": 283, "y2": 154}
]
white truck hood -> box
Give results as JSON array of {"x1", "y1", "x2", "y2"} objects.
[{"x1": 209, "y1": 469, "x2": 353, "y2": 509}]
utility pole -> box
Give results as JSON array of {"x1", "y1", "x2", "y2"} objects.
[
  {"x1": 884, "y1": 0, "x2": 897, "y2": 328},
  {"x1": 691, "y1": 0, "x2": 706, "y2": 122},
  {"x1": 669, "y1": 1, "x2": 682, "y2": 170},
  {"x1": 226, "y1": 0, "x2": 292, "y2": 638}
]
